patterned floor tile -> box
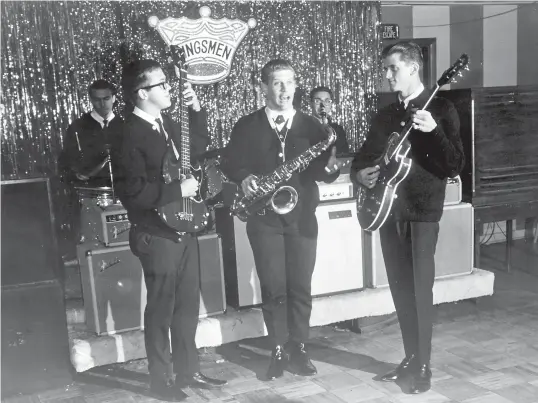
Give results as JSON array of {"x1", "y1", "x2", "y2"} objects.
[
  {"x1": 311, "y1": 372, "x2": 364, "y2": 391},
  {"x1": 272, "y1": 380, "x2": 327, "y2": 400},
  {"x1": 467, "y1": 370, "x2": 526, "y2": 391},
  {"x1": 220, "y1": 378, "x2": 270, "y2": 396},
  {"x1": 499, "y1": 362, "x2": 538, "y2": 382},
  {"x1": 436, "y1": 359, "x2": 492, "y2": 379},
  {"x1": 294, "y1": 392, "x2": 347, "y2": 403},
  {"x1": 330, "y1": 382, "x2": 388, "y2": 403},
  {"x1": 494, "y1": 382, "x2": 538, "y2": 403},
  {"x1": 431, "y1": 377, "x2": 489, "y2": 401},
  {"x1": 233, "y1": 388, "x2": 286, "y2": 403},
  {"x1": 460, "y1": 391, "x2": 515, "y2": 403},
  {"x1": 393, "y1": 390, "x2": 452, "y2": 403}
]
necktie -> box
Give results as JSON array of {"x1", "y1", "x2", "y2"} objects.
[
  {"x1": 274, "y1": 115, "x2": 285, "y2": 124},
  {"x1": 102, "y1": 119, "x2": 108, "y2": 128},
  {"x1": 155, "y1": 117, "x2": 179, "y2": 160},
  {"x1": 155, "y1": 117, "x2": 168, "y2": 140}
]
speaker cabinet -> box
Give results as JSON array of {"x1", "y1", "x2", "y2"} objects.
[
  {"x1": 1, "y1": 179, "x2": 71, "y2": 398},
  {"x1": 217, "y1": 200, "x2": 365, "y2": 308},
  {"x1": 364, "y1": 202, "x2": 474, "y2": 288},
  {"x1": 80, "y1": 244, "x2": 146, "y2": 335},
  {"x1": 78, "y1": 233, "x2": 226, "y2": 335}
]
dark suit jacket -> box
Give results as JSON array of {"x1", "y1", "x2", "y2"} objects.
[
  {"x1": 58, "y1": 113, "x2": 123, "y2": 186},
  {"x1": 220, "y1": 108, "x2": 338, "y2": 224},
  {"x1": 351, "y1": 91, "x2": 465, "y2": 222},
  {"x1": 113, "y1": 109, "x2": 209, "y2": 240}
]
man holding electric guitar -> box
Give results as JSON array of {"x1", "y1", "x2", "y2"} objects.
[
  {"x1": 351, "y1": 42, "x2": 465, "y2": 394},
  {"x1": 114, "y1": 58, "x2": 225, "y2": 402}
]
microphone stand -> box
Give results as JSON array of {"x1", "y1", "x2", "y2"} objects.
[{"x1": 104, "y1": 144, "x2": 116, "y2": 204}]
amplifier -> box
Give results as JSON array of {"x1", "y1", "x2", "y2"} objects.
[
  {"x1": 445, "y1": 175, "x2": 462, "y2": 205},
  {"x1": 317, "y1": 173, "x2": 354, "y2": 202},
  {"x1": 79, "y1": 201, "x2": 130, "y2": 246},
  {"x1": 364, "y1": 202, "x2": 473, "y2": 288},
  {"x1": 101, "y1": 205, "x2": 130, "y2": 246},
  {"x1": 217, "y1": 200, "x2": 364, "y2": 308},
  {"x1": 79, "y1": 233, "x2": 226, "y2": 335}
]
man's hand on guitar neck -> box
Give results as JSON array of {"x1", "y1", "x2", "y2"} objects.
[
  {"x1": 411, "y1": 110, "x2": 437, "y2": 133},
  {"x1": 180, "y1": 174, "x2": 199, "y2": 197},
  {"x1": 182, "y1": 81, "x2": 201, "y2": 112},
  {"x1": 356, "y1": 165, "x2": 380, "y2": 189}
]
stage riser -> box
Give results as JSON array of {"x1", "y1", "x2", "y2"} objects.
[{"x1": 69, "y1": 269, "x2": 495, "y2": 373}]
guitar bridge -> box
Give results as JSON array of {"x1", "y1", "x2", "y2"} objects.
[{"x1": 175, "y1": 212, "x2": 194, "y2": 221}]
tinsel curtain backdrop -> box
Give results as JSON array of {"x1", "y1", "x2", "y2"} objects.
[{"x1": 1, "y1": 1, "x2": 382, "y2": 180}]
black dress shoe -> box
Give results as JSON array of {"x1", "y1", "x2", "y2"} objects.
[
  {"x1": 380, "y1": 355, "x2": 416, "y2": 382},
  {"x1": 267, "y1": 345, "x2": 288, "y2": 380},
  {"x1": 287, "y1": 342, "x2": 317, "y2": 376},
  {"x1": 150, "y1": 378, "x2": 186, "y2": 402},
  {"x1": 183, "y1": 372, "x2": 227, "y2": 389},
  {"x1": 410, "y1": 364, "x2": 432, "y2": 394}
]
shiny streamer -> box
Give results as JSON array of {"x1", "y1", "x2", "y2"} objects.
[{"x1": 1, "y1": 1, "x2": 382, "y2": 180}]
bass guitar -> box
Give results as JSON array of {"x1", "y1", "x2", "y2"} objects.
[
  {"x1": 157, "y1": 46, "x2": 210, "y2": 233},
  {"x1": 356, "y1": 54, "x2": 469, "y2": 231}
]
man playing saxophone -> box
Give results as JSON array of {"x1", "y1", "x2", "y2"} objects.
[{"x1": 220, "y1": 59, "x2": 340, "y2": 380}]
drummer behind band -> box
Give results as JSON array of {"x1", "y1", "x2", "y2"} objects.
[
  {"x1": 58, "y1": 79, "x2": 123, "y2": 188},
  {"x1": 57, "y1": 79, "x2": 123, "y2": 257}
]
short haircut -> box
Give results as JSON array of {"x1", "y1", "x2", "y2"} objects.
[
  {"x1": 121, "y1": 59, "x2": 162, "y2": 102},
  {"x1": 309, "y1": 86, "x2": 333, "y2": 101},
  {"x1": 260, "y1": 59, "x2": 295, "y2": 85},
  {"x1": 382, "y1": 41, "x2": 424, "y2": 69},
  {"x1": 88, "y1": 79, "x2": 116, "y2": 95}
]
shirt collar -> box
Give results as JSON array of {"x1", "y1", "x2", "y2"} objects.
[
  {"x1": 399, "y1": 83, "x2": 425, "y2": 108},
  {"x1": 264, "y1": 107, "x2": 296, "y2": 130},
  {"x1": 132, "y1": 106, "x2": 162, "y2": 132},
  {"x1": 90, "y1": 110, "x2": 115, "y2": 127}
]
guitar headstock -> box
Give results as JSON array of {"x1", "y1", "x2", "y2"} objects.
[
  {"x1": 168, "y1": 45, "x2": 186, "y2": 70},
  {"x1": 437, "y1": 53, "x2": 469, "y2": 87}
]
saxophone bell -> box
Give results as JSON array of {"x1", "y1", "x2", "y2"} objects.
[{"x1": 269, "y1": 185, "x2": 298, "y2": 215}]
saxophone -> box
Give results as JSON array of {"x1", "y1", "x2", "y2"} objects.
[{"x1": 231, "y1": 122, "x2": 337, "y2": 222}]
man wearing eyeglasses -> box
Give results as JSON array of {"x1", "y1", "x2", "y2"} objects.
[
  {"x1": 114, "y1": 59, "x2": 226, "y2": 402},
  {"x1": 309, "y1": 86, "x2": 350, "y2": 156}
]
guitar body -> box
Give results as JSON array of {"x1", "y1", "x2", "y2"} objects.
[
  {"x1": 357, "y1": 140, "x2": 412, "y2": 231},
  {"x1": 158, "y1": 148, "x2": 210, "y2": 233}
]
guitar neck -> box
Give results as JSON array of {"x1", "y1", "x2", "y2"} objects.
[{"x1": 179, "y1": 67, "x2": 191, "y2": 173}]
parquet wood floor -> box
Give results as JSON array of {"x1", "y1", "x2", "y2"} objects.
[{"x1": 3, "y1": 241, "x2": 538, "y2": 403}]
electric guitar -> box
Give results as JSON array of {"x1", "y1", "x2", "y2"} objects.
[
  {"x1": 157, "y1": 46, "x2": 210, "y2": 233},
  {"x1": 356, "y1": 54, "x2": 469, "y2": 232}
]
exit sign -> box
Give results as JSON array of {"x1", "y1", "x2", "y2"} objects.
[{"x1": 381, "y1": 24, "x2": 399, "y2": 40}]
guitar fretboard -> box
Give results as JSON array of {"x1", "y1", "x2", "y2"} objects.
[{"x1": 179, "y1": 66, "x2": 190, "y2": 175}]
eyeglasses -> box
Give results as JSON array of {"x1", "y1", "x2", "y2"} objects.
[
  {"x1": 313, "y1": 98, "x2": 333, "y2": 105},
  {"x1": 137, "y1": 81, "x2": 168, "y2": 91}
]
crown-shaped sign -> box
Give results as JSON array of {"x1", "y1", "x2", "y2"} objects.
[{"x1": 149, "y1": 6, "x2": 256, "y2": 85}]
